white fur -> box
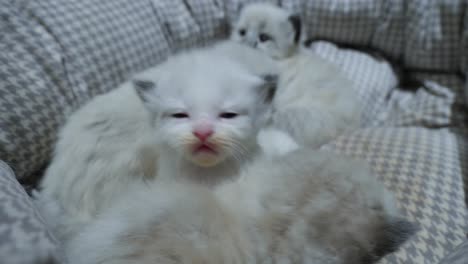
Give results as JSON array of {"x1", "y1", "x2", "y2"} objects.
[
  {"x1": 231, "y1": 3, "x2": 299, "y2": 59},
  {"x1": 232, "y1": 3, "x2": 362, "y2": 148},
  {"x1": 37, "y1": 81, "x2": 158, "y2": 241},
  {"x1": 133, "y1": 45, "x2": 277, "y2": 186},
  {"x1": 210, "y1": 40, "x2": 279, "y2": 76},
  {"x1": 36, "y1": 42, "x2": 278, "y2": 242},
  {"x1": 66, "y1": 148, "x2": 414, "y2": 264},
  {"x1": 256, "y1": 127, "x2": 299, "y2": 156}
]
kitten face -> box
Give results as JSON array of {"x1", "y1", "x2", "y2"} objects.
[
  {"x1": 231, "y1": 3, "x2": 301, "y2": 59},
  {"x1": 134, "y1": 54, "x2": 276, "y2": 168}
]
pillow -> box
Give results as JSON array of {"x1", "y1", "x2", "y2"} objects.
[
  {"x1": 0, "y1": 160, "x2": 58, "y2": 263},
  {"x1": 151, "y1": 0, "x2": 227, "y2": 52},
  {"x1": 0, "y1": 2, "x2": 68, "y2": 179},
  {"x1": 323, "y1": 127, "x2": 468, "y2": 263},
  {"x1": 0, "y1": 0, "x2": 171, "y2": 179}
]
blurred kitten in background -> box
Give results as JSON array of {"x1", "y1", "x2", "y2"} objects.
[{"x1": 232, "y1": 2, "x2": 362, "y2": 148}]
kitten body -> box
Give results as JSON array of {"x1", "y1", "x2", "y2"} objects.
[
  {"x1": 232, "y1": 3, "x2": 362, "y2": 147},
  {"x1": 273, "y1": 51, "x2": 362, "y2": 147},
  {"x1": 36, "y1": 80, "x2": 159, "y2": 242},
  {"x1": 66, "y1": 139, "x2": 415, "y2": 264},
  {"x1": 37, "y1": 42, "x2": 278, "y2": 241}
]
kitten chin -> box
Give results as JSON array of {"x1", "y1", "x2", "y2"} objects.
[{"x1": 189, "y1": 151, "x2": 224, "y2": 168}]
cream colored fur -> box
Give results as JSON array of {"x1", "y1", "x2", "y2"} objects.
[
  {"x1": 231, "y1": 3, "x2": 362, "y2": 147},
  {"x1": 36, "y1": 42, "x2": 278, "y2": 242},
  {"x1": 37, "y1": 81, "x2": 158, "y2": 242},
  {"x1": 66, "y1": 135, "x2": 415, "y2": 264}
]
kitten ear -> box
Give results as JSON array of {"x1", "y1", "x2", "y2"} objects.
[
  {"x1": 133, "y1": 79, "x2": 163, "y2": 117},
  {"x1": 133, "y1": 79, "x2": 157, "y2": 103},
  {"x1": 257, "y1": 74, "x2": 278, "y2": 104},
  {"x1": 288, "y1": 15, "x2": 302, "y2": 43}
]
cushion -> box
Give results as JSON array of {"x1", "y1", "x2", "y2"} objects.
[
  {"x1": 0, "y1": 0, "x2": 172, "y2": 179},
  {"x1": 2, "y1": 0, "x2": 468, "y2": 178},
  {"x1": 440, "y1": 240, "x2": 468, "y2": 264},
  {"x1": 323, "y1": 127, "x2": 468, "y2": 263},
  {"x1": 0, "y1": 0, "x2": 467, "y2": 263},
  {"x1": 0, "y1": 160, "x2": 58, "y2": 264},
  {"x1": 302, "y1": 0, "x2": 466, "y2": 73},
  {"x1": 150, "y1": 0, "x2": 228, "y2": 52},
  {"x1": 0, "y1": 1, "x2": 69, "y2": 180}
]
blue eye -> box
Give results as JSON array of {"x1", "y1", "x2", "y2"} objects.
[
  {"x1": 219, "y1": 112, "x2": 238, "y2": 119},
  {"x1": 171, "y1": 113, "x2": 189, "y2": 119},
  {"x1": 259, "y1": 33, "x2": 271, "y2": 42}
]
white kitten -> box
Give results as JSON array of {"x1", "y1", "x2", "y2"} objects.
[
  {"x1": 231, "y1": 3, "x2": 362, "y2": 148},
  {"x1": 36, "y1": 42, "x2": 278, "y2": 242},
  {"x1": 132, "y1": 48, "x2": 277, "y2": 186},
  {"x1": 66, "y1": 147, "x2": 416, "y2": 264},
  {"x1": 36, "y1": 79, "x2": 159, "y2": 242}
]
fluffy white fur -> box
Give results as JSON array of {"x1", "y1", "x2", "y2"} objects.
[
  {"x1": 231, "y1": 3, "x2": 362, "y2": 147},
  {"x1": 36, "y1": 81, "x2": 159, "y2": 242},
  {"x1": 66, "y1": 136, "x2": 416, "y2": 264},
  {"x1": 36, "y1": 42, "x2": 278, "y2": 242},
  {"x1": 133, "y1": 47, "x2": 277, "y2": 186}
]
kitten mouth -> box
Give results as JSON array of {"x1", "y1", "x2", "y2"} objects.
[{"x1": 193, "y1": 143, "x2": 218, "y2": 155}]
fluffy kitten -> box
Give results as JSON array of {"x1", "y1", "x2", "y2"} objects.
[
  {"x1": 231, "y1": 3, "x2": 362, "y2": 148},
  {"x1": 36, "y1": 42, "x2": 278, "y2": 241},
  {"x1": 132, "y1": 47, "x2": 277, "y2": 186},
  {"x1": 36, "y1": 79, "x2": 159, "y2": 242},
  {"x1": 66, "y1": 140, "x2": 416, "y2": 264}
]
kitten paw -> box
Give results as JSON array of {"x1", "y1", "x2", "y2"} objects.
[{"x1": 257, "y1": 128, "x2": 299, "y2": 156}]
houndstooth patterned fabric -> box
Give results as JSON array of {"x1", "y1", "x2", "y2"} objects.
[
  {"x1": 1, "y1": 0, "x2": 468, "y2": 263},
  {"x1": 439, "y1": 240, "x2": 468, "y2": 264},
  {"x1": 323, "y1": 127, "x2": 468, "y2": 263},
  {"x1": 26, "y1": 0, "x2": 172, "y2": 102},
  {"x1": 302, "y1": 0, "x2": 467, "y2": 73},
  {"x1": 0, "y1": 161, "x2": 58, "y2": 264},
  {"x1": 151, "y1": 0, "x2": 228, "y2": 52},
  {"x1": 0, "y1": 1, "x2": 70, "y2": 180},
  {"x1": 0, "y1": 0, "x2": 172, "y2": 179}
]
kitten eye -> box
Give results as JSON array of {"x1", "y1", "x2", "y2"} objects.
[
  {"x1": 239, "y1": 29, "x2": 246, "y2": 36},
  {"x1": 219, "y1": 112, "x2": 239, "y2": 119},
  {"x1": 259, "y1": 33, "x2": 271, "y2": 42},
  {"x1": 171, "y1": 113, "x2": 189, "y2": 119}
]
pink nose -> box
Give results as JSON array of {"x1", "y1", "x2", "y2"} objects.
[{"x1": 193, "y1": 129, "x2": 213, "y2": 142}]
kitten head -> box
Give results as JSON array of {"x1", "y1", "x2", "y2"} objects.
[
  {"x1": 134, "y1": 52, "x2": 277, "y2": 168},
  {"x1": 231, "y1": 3, "x2": 301, "y2": 59}
]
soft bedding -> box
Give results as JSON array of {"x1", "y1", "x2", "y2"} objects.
[{"x1": 0, "y1": 0, "x2": 467, "y2": 263}]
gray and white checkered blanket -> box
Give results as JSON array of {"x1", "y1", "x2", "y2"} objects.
[{"x1": 0, "y1": 0, "x2": 467, "y2": 263}]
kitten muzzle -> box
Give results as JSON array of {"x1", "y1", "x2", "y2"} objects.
[{"x1": 193, "y1": 143, "x2": 218, "y2": 155}]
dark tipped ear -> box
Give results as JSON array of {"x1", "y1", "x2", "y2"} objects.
[
  {"x1": 258, "y1": 74, "x2": 278, "y2": 104},
  {"x1": 373, "y1": 218, "x2": 419, "y2": 260},
  {"x1": 133, "y1": 79, "x2": 157, "y2": 104},
  {"x1": 288, "y1": 15, "x2": 301, "y2": 43}
]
